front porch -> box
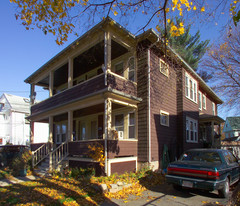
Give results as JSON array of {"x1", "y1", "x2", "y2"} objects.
[
  {"x1": 199, "y1": 114, "x2": 225, "y2": 148},
  {"x1": 31, "y1": 96, "x2": 139, "y2": 176}
]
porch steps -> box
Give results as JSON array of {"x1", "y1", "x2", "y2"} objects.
[{"x1": 34, "y1": 157, "x2": 51, "y2": 177}]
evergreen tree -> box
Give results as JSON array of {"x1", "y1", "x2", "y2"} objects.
[{"x1": 161, "y1": 18, "x2": 210, "y2": 72}]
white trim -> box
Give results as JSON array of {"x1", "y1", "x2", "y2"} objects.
[
  {"x1": 199, "y1": 91, "x2": 202, "y2": 111},
  {"x1": 107, "y1": 156, "x2": 138, "y2": 176}
]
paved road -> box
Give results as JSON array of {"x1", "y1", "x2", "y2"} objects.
[{"x1": 102, "y1": 182, "x2": 232, "y2": 206}]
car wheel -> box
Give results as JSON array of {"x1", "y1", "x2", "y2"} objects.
[
  {"x1": 218, "y1": 178, "x2": 230, "y2": 198},
  {"x1": 173, "y1": 184, "x2": 182, "y2": 191}
]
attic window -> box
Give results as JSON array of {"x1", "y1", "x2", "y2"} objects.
[{"x1": 159, "y1": 58, "x2": 169, "y2": 77}]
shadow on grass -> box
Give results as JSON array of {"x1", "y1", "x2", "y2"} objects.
[{"x1": 0, "y1": 176, "x2": 118, "y2": 206}]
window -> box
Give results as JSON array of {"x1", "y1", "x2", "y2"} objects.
[
  {"x1": 159, "y1": 59, "x2": 169, "y2": 77},
  {"x1": 202, "y1": 94, "x2": 206, "y2": 109},
  {"x1": 55, "y1": 123, "x2": 67, "y2": 144},
  {"x1": 0, "y1": 103, "x2": 4, "y2": 112},
  {"x1": 128, "y1": 113, "x2": 135, "y2": 138},
  {"x1": 185, "y1": 72, "x2": 197, "y2": 103},
  {"x1": 115, "y1": 114, "x2": 124, "y2": 132},
  {"x1": 160, "y1": 110, "x2": 169, "y2": 127},
  {"x1": 199, "y1": 91, "x2": 202, "y2": 110},
  {"x1": 90, "y1": 121, "x2": 97, "y2": 139},
  {"x1": 212, "y1": 102, "x2": 216, "y2": 115},
  {"x1": 115, "y1": 62, "x2": 124, "y2": 77},
  {"x1": 186, "y1": 117, "x2": 198, "y2": 143},
  {"x1": 128, "y1": 57, "x2": 135, "y2": 81}
]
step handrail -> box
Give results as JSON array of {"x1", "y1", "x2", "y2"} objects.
[
  {"x1": 50, "y1": 141, "x2": 69, "y2": 169},
  {"x1": 32, "y1": 143, "x2": 50, "y2": 167}
]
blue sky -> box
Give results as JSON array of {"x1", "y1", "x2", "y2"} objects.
[{"x1": 0, "y1": 1, "x2": 232, "y2": 119}]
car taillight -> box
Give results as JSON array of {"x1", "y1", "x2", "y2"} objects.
[
  {"x1": 207, "y1": 171, "x2": 219, "y2": 179},
  {"x1": 167, "y1": 167, "x2": 219, "y2": 179}
]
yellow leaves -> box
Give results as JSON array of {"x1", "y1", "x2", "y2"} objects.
[
  {"x1": 169, "y1": 21, "x2": 185, "y2": 37},
  {"x1": 193, "y1": 6, "x2": 197, "y2": 10},
  {"x1": 113, "y1": 11, "x2": 118, "y2": 16},
  {"x1": 201, "y1": 7, "x2": 205, "y2": 12},
  {"x1": 87, "y1": 143, "x2": 105, "y2": 167}
]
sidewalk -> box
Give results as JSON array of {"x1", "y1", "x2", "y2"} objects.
[{"x1": 0, "y1": 175, "x2": 41, "y2": 187}]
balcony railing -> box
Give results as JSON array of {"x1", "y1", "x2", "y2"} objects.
[{"x1": 31, "y1": 72, "x2": 137, "y2": 116}]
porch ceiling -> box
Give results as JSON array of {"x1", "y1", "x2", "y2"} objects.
[
  {"x1": 199, "y1": 114, "x2": 225, "y2": 124},
  {"x1": 36, "y1": 39, "x2": 128, "y2": 87}
]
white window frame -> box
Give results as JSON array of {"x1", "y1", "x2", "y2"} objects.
[
  {"x1": 185, "y1": 72, "x2": 197, "y2": 103},
  {"x1": 159, "y1": 58, "x2": 169, "y2": 77},
  {"x1": 212, "y1": 102, "x2": 216, "y2": 115},
  {"x1": 186, "y1": 117, "x2": 198, "y2": 143},
  {"x1": 128, "y1": 56, "x2": 135, "y2": 82},
  {"x1": 160, "y1": 110, "x2": 169, "y2": 127},
  {"x1": 199, "y1": 91, "x2": 202, "y2": 110},
  {"x1": 202, "y1": 94, "x2": 206, "y2": 110}
]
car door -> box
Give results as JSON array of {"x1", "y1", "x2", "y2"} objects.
[{"x1": 223, "y1": 150, "x2": 240, "y2": 184}]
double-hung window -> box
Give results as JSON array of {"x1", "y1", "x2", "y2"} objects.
[
  {"x1": 55, "y1": 123, "x2": 67, "y2": 144},
  {"x1": 199, "y1": 91, "x2": 202, "y2": 110},
  {"x1": 202, "y1": 94, "x2": 206, "y2": 109},
  {"x1": 186, "y1": 117, "x2": 198, "y2": 143},
  {"x1": 115, "y1": 62, "x2": 124, "y2": 77},
  {"x1": 128, "y1": 57, "x2": 135, "y2": 81},
  {"x1": 185, "y1": 72, "x2": 197, "y2": 103},
  {"x1": 212, "y1": 102, "x2": 216, "y2": 115},
  {"x1": 160, "y1": 110, "x2": 169, "y2": 127},
  {"x1": 128, "y1": 113, "x2": 135, "y2": 138}
]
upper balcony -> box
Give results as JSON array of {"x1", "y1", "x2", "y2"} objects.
[{"x1": 27, "y1": 26, "x2": 138, "y2": 118}]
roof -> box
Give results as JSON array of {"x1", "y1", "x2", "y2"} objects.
[
  {"x1": 199, "y1": 114, "x2": 225, "y2": 124},
  {"x1": 24, "y1": 17, "x2": 223, "y2": 105},
  {"x1": 0, "y1": 93, "x2": 30, "y2": 114},
  {"x1": 226, "y1": 116, "x2": 240, "y2": 130}
]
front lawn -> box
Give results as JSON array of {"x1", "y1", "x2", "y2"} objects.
[{"x1": 0, "y1": 169, "x2": 165, "y2": 205}]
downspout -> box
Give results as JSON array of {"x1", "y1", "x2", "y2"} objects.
[
  {"x1": 147, "y1": 38, "x2": 160, "y2": 165},
  {"x1": 147, "y1": 49, "x2": 151, "y2": 164}
]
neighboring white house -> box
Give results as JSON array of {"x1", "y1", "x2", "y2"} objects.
[
  {"x1": 223, "y1": 116, "x2": 240, "y2": 140},
  {"x1": 0, "y1": 93, "x2": 49, "y2": 145}
]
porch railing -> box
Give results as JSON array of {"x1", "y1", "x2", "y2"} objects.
[
  {"x1": 50, "y1": 141, "x2": 69, "y2": 169},
  {"x1": 32, "y1": 143, "x2": 50, "y2": 167}
]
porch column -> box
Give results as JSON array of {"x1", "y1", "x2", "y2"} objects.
[
  {"x1": 49, "y1": 71, "x2": 54, "y2": 97},
  {"x1": 30, "y1": 84, "x2": 36, "y2": 143},
  {"x1": 68, "y1": 57, "x2": 73, "y2": 88},
  {"x1": 104, "y1": 98, "x2": 112, "y2": 176},
  {"x1": 104, "y1": 31, "x2": 111, "y2": 85},
  {"x1": 68, "y1": 111, "x2": 73, "y2": 141},
  {"x1": 211, "y1": 121, "x2": 215, "y2": 148},
  {"x1": 49, "y1": 116, "x2": 54, "y2": 171}
]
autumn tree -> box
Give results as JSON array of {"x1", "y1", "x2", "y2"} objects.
[
  {"x1": 9, "y1": 0, "x2": 240, "y2": 45},
  {"x1": 203, "y1": 25, "x2": 240, "y2": 114}
]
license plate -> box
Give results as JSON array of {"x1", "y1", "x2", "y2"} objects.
[{"x1": 182, "y1": 181, "x2": 193, "y2": 188}]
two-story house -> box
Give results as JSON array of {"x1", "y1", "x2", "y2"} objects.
[
  {"x1": 0, "y1": 93, "x2": 49, "y2": 145},
  {"x1": 25, "y1": 18, "x2": 224, "y2": 176}
]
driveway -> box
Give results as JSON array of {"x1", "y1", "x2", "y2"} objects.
[{"x1": 102, "y1": 182, "x2": 233, "y2": 206}]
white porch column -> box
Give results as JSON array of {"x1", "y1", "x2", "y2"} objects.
[
  {"x1": 30, "y1": 84, "x2": 35, "y2": 143},
  {"x1": 104, "y1": 31, "x2": 111, "y2": 85},
  {"x1": 68, "y1": 111, "x2": 73, "y2": 141},
  {"x1": 104, "y1": 98, "x2": 112, "y2": 176},
  {"x1": 49, "y1": 71, "x2": 54, "y2": 97},
  {"x1": 49, "y1": 116, "x2": 54, "y2": 171},
  {"x1": 68, "y1": 57, "x2": 73, "y2": 88}
]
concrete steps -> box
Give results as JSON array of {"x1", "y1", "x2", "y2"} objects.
[{"x1": 34, "y1": 157, "x2": 50, "y2": 177}]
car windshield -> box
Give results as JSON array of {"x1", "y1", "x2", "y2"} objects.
[{"x1": 179, "y1": 151, "x2": 222, "y2": 163}]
